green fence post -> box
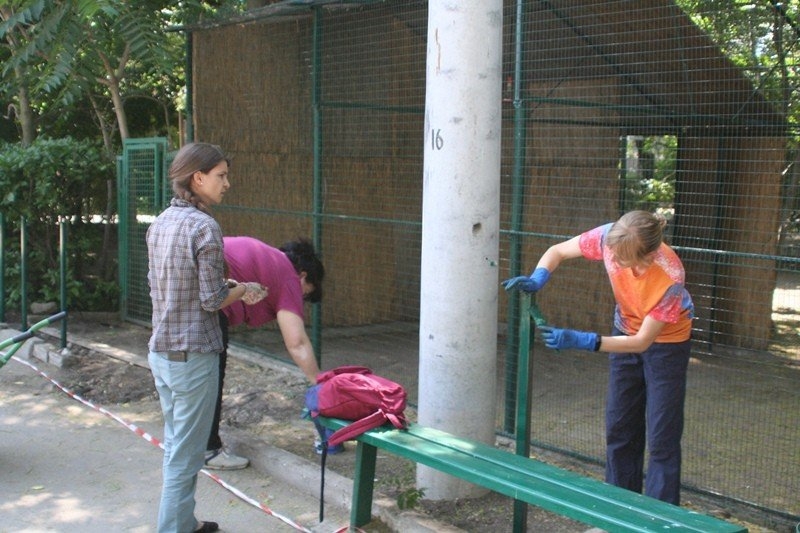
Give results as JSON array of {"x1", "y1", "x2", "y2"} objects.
[
  {"x1": 185, "y1": 30, "x2": 194, "y2": 143},
  {"x1": 59, "y1": 218, "x2": 68, "y2": 349},
  {"x1": 504, "y1": 0, "x2": 530, "y2": 435},
  {"x1": 0, "y1": 212, "x2": 5, "y2": 323},
  {"x1": 20, "y1": 216, "x2": 28, "y2": 330},
  {"x1": 310, "y1": 7, "x2": 324, "y2": 366},
  {"x1": 513, "y1": 292, "x2": 533, "y2": 533},
  {"x1": 117, "y1": 155, "x2": 128, "y2": 321}
]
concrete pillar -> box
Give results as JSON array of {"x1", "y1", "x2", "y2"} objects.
[{"x1": 417, "y1": 1, "x2": 503, "y2": 499}]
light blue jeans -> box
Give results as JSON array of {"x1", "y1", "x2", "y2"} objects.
[{"x1": 149, "y1": 351, "x2": 219, "y2": 533}]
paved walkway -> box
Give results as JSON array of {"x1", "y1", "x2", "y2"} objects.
[
  {"x1": 0, "y1": 321, "x2": 457, "y2": 533},
  {"x1": 0, "y1": 329, "x2": 351, "y2": 533}
]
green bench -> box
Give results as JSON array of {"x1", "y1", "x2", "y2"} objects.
[
  {"x1": 318, "y1": 294, "x2": 747, "y2": 532},
  {"x1": 318, "y1": 416, "x2": 745, "y2": 533}
]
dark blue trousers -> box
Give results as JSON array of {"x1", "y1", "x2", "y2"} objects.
[{"x1": 605, "y1": 331, "x2": 691, "y2": 505}]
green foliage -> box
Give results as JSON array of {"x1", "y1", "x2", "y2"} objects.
[
  {"x1": 676, "y1": 0, "x2": 800, "y2": 132},
  {"x1": 0, "y1": 1, "x2": 245, "y2": 313},
  {"x1": 675, "y1": 1, "x2": 800, "y2": 233},
  {"x1": 0, "y1": 137, "x2": 118, "y2": 311},
  {"x1": 397, "y1": 486, "x2": 426, "y2": 511},
  {"x1": 621, "y1": 135, "x2": 677, "y2": 212},
  {"x1": 39, "y1": 268, "x2": 119, "y2": 311},
  {"x1": 1, "y1": 0, "x2": 194, "y2": 149},
  {"x1": 385, "y1": 463, "x2": 426, "y2": 510},
  {"x1": 39, "y1": 266, "x2": 82, "y2": 304},
  {"x1": 0, "y1": 136, "x2": 111, "y2": 220}
]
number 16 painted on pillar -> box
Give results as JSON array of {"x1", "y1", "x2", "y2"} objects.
[{"x1": 431, "y1": 129, "x2": 444, "y2": 150}]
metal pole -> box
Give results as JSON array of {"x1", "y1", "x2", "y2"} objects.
[
  {"x1": 59, "y1": 219, "x2": 68, "y2": 349},
  {"x1": 504, "y1": 0, "x2": 530, "y2": 434},
  {"x1": 310, "y1": 8, "x2": 323, "y2": 365},
  {"x1": 513, "y1": 292, "x2": 533, "y2": 532},
  {"x1": 116, "y1": 155, "x2": 129, "y2": 321},
  {"x1": 0, "y1": 213, "x2": 5, "y2": 322},
  {"x1": 185, "y1": 31, "x2": 194, "y2": 143},
  {"x1": 20, "y1": 216, "x2": 28, "y2": 329}
]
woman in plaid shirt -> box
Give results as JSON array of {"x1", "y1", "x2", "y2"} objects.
[{"x1": 146, "y1": 143, "x2": 265, "y2": 533}]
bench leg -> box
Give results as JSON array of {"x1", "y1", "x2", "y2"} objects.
[
  {"x1": 513, "y1": 499, "x2": 528, "y2": 533},
  {"x1": 351, "y1": 441, "x2": 378, "y2": 527}
]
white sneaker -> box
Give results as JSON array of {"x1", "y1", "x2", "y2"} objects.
[{"x1": 204, "y1": 448, "x2": 249, "y2": 470}]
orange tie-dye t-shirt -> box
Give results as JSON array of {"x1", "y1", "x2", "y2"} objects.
[{"x1": 579, "y1": 223, "x2": 693, "y2": 343}]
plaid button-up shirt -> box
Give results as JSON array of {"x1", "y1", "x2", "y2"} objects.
[{"x1": 147, "y1": 198, "x2": 228, "y2": 354}]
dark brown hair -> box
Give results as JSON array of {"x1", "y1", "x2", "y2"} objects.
[
  {"x1": 280, "y1": 238, "x2": 325, "y2": 303},
  {"x1": 169, "y1": 142, "x2": 230, "y2": 213}
]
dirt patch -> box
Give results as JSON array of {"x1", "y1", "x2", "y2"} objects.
[{"x1": 54, "y1": 351, "x2": 160, "y2": 405}]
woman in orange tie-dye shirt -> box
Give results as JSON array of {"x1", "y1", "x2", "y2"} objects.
[{"x1": 503, "y1": 210, "x2": 694, "y2": 505}]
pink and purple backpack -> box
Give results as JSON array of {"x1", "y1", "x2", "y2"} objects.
[{"x1": 306, "y1": 365, "x2": 408, "y2": 447}]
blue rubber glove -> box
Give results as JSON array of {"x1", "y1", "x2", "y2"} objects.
[
  {"x1": 501, "y1": 267, "x2": 551, "y2": 293},
  {"x1": 538, "y1": 326, "x2": 599, "y2": 351}
]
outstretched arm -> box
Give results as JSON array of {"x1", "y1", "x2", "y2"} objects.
[
  {"x1": 276, "y1": 309, "x2": 321, "y2": 383},
  {"x1": 535, "y1": 235, "x2": 583, "y2": 273},
  {"x1": 503, "y1": 235, "x2": 583, "y2": 292}
]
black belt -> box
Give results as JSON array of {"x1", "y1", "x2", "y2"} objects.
[{"x1": 167, "y1": 351, "x2": 188, "y2": 362}]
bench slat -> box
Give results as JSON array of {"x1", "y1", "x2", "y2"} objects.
[{"x1": 319, "y1": 417, "x2": 745, "y2": 533}]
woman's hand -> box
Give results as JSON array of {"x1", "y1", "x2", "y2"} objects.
[
  {"x1": 538, "y1": 326, "x2": 599, "y2": 351},
  {"x1": 241, "y1": 282, "x2": 268, "y2": 305}
]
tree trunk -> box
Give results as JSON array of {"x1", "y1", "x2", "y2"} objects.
[
  {"x1": 109, "y1": 81, "x2": 129, "y2": 141},
  {"x1": 14, "y1": 67, "x2": 36, "y2": 147}
]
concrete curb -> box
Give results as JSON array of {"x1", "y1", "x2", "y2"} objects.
[
  {"x1": 225, "y1": 427, "x2": 466, "y2": 533},
  {"x1": 206, "y1": 344, "x2": 468, "y2": 533}
]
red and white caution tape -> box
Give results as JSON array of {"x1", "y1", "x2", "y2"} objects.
[{"x1": 10, "y1": 355, "x2": 316, "y2": 533}]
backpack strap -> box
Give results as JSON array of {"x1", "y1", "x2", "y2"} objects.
[
  {"x1": 319, "y1": 444, "x2": 327, "y2": 522},
  {"x1": 385, "y1": 412, "x2": 407, "y2": 430},
  {"x1": 326, "y1": 409, "x2": 407, "y2": 447},
  {"x1": 326, "y1": 411, "x2": 387, "y2": 447}
]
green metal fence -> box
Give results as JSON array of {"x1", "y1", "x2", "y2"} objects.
[
  {"x1": 118, "y1": 0, "x2": 800, "y2": 528},
  {"x1": 117, "y1": 138, "x2": 170, "y2": 325}
]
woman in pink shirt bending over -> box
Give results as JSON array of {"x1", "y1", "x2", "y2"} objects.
[{"x1": 204, "y1": 236, "x2": 324, "y2": 470}]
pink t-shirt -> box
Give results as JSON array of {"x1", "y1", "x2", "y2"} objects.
[
  {"x1": 222, "y1": 236, "x2": 305, "y2": 328},
  {"x1": 579, "y1": 224, "x2": 693, "y2": 343}
]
